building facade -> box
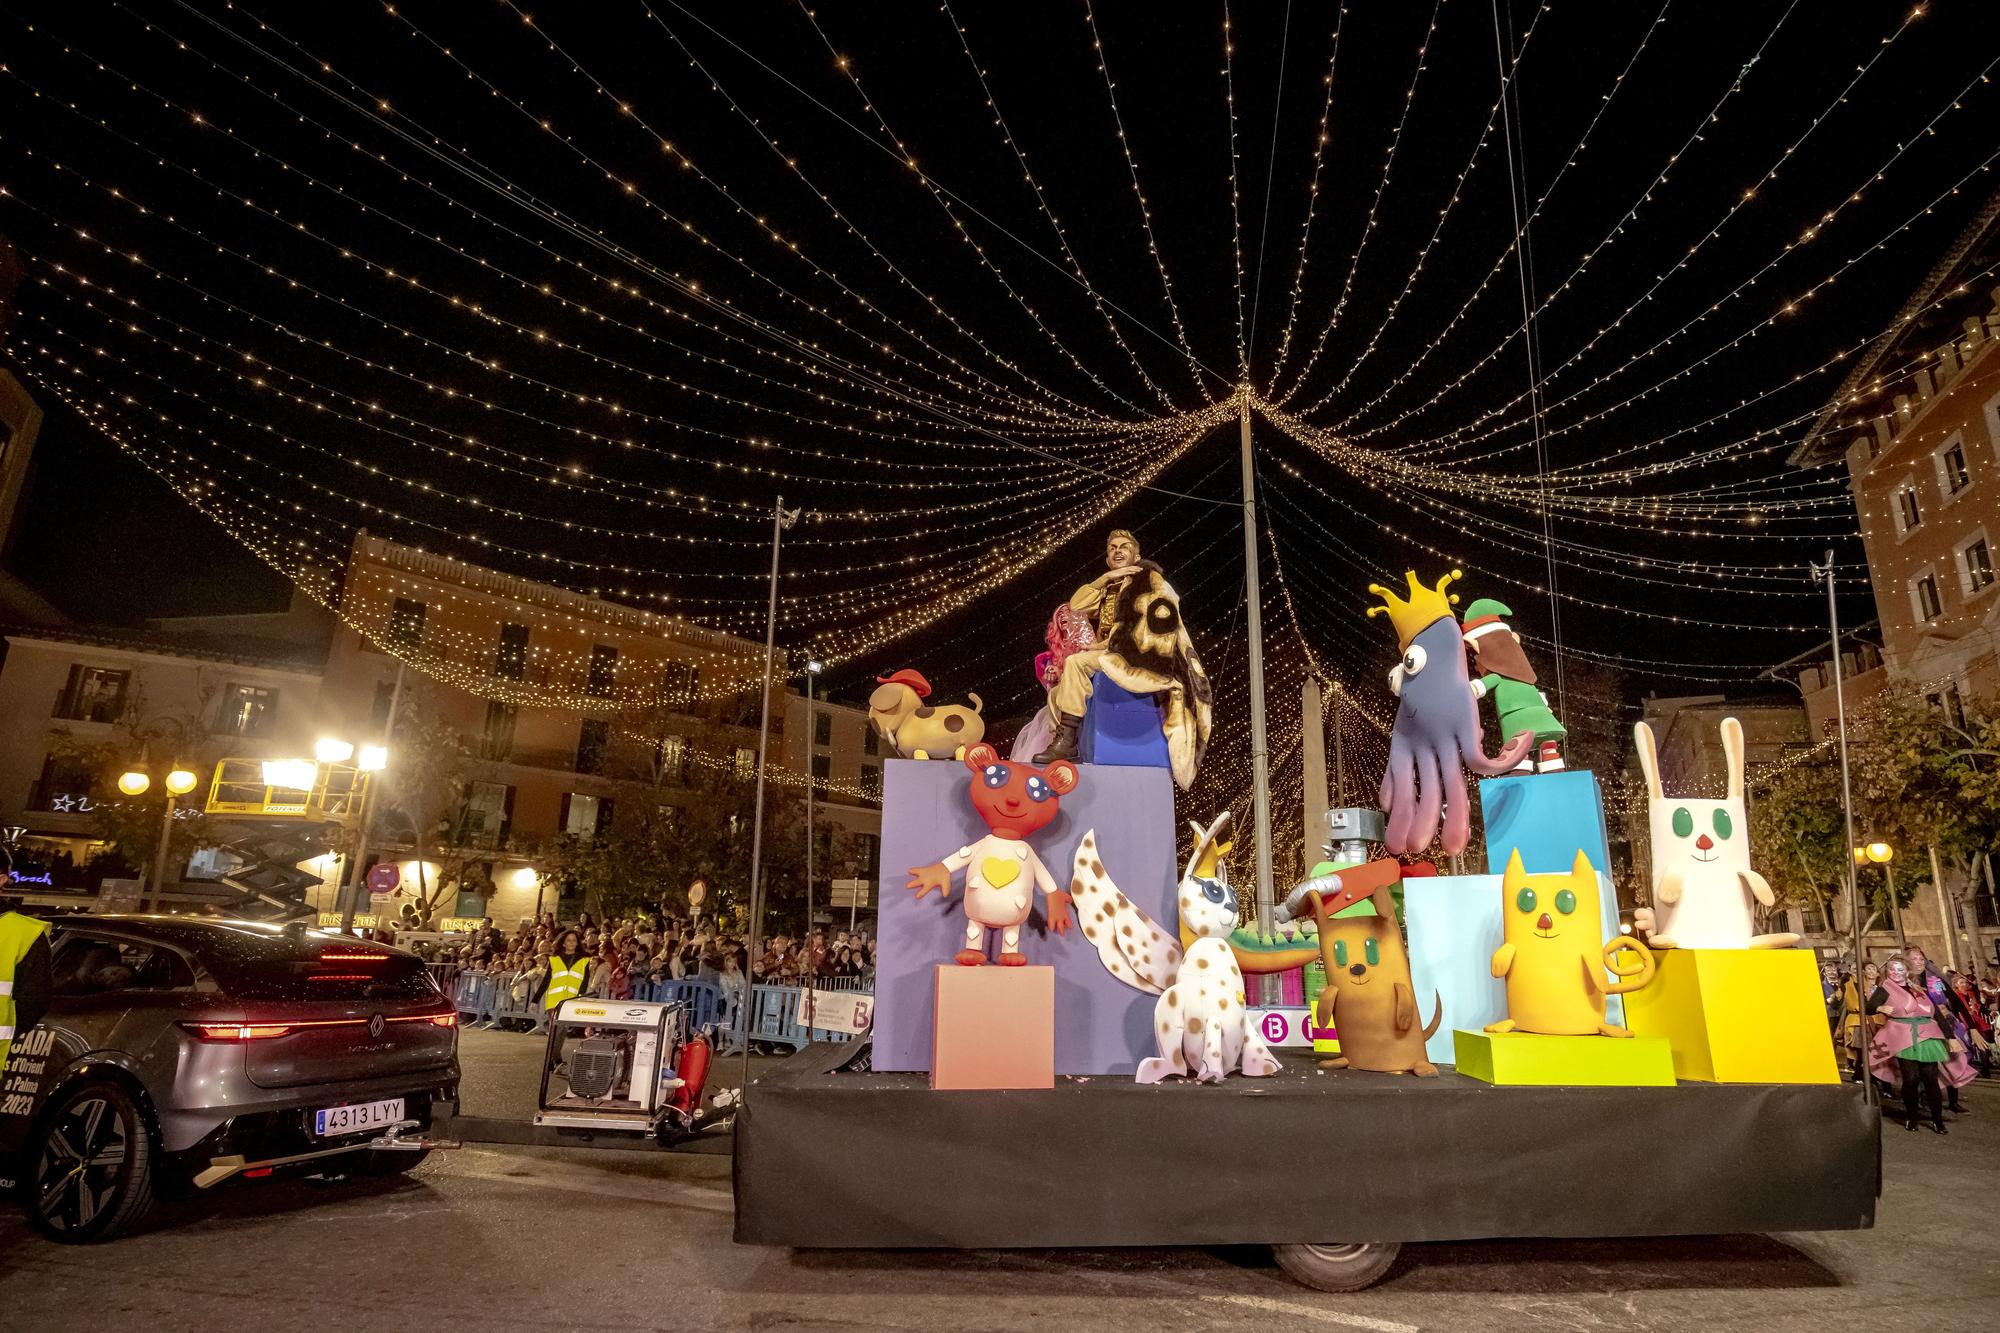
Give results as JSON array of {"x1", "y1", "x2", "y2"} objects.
[
  {"x1": 1787, "y1": 192, "x2": 2000, "y2": 969},
  {"x1": 319, "y1": 533, "x2": 870, "y2": 927},
  {"x1": 0, "y1": 627, "x2": 328, "y2": 892}
]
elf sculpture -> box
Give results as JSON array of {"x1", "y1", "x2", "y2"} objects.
[{"x1": 1461, "y1": 598, "x2": 1568, "y2": 773}]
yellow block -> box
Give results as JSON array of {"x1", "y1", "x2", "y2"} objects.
[
  {"x1": 1453, "y1": 1029, "x2": 1676, "y2": 1086},
  {"x1": 1621, "y1": 948, "x2": 1838, "y2": 1084}
]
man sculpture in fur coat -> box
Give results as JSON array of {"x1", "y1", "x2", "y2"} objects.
[{"x1": 1035, "y1": 529, "x2": 1213, "y2": 789}]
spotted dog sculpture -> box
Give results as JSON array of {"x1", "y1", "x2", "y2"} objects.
[
  {"x1": 1135, "y1": 814, "x2": 1280, "y2": 1084},
  {"x1": 1368, "y1": 569, "x2": 1534, "y2": 856}
]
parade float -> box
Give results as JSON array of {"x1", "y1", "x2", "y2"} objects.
[{"x1": 734, "y1": 559, "x2": 1877, "y2": 1293}]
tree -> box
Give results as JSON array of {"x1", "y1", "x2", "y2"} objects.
[
  {"x1": 374, "y1": 683, "x2": 468, "y2": 924},
  {"x1": 1748, "y1": 757, "x2": 1850, "y2": 927}
]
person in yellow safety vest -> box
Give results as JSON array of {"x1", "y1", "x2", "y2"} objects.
[
  {"x1": 541, "y1": 928, "x2": 592, "y2": 1068},
  {"x1": 544, "y1": 929, "x2": 592, "y2": 1012},
  {"x1": 1, "y1": 902, "x2": 54, "y2": 1072}
]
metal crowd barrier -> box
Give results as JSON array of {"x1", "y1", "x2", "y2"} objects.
[{"x1": 451, "y1": 972, "x2": 871, "y2": 1054}]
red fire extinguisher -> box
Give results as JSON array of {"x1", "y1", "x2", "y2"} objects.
[{"x1": 670, "y1": 1035, "x2": 711, "y2": 1115}]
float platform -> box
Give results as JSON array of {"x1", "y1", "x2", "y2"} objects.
[{"x1": 733, "y1": 1042, "x2": 1878, "y2": 1249}]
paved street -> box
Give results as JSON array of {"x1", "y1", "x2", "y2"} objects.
[{"x1": 3, "y1": 1083, "x2": 1995, "y2": 1332}]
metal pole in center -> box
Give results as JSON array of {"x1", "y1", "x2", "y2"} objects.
[
  {"x1": 1814, "y1": 549, "x2": 1872, "y2": 1107},
  {"x1": 740, "y1": 496, "x2": 792, "y2": 1096},
  {"x1": 1238, "y1": 394, "x2": 1277, "y2": 1003}
]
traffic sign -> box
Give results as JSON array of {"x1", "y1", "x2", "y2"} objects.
[
  {"x1": 687, "y1": 879, "x2": 707, "y2": 907},
  {"x1": 366, "y1": 862, "x2": 401, "y2": 894},
  {"x1": 828, "y1": 878, "x2": 873, "y2": 908}
]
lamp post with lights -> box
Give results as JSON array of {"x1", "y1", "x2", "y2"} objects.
[
  {"x1": 1855, "y1": 841, "x2": 1903, "y2": 952},
  {"x1": 119, "y1": 763, "x2": 200, "y2": 913},
  {"x1": 336, "y1": 739, "x2": 391, "y2": 934},
  {"x1": 803, "y1": 659, "x2": 823, "y2": 978}
]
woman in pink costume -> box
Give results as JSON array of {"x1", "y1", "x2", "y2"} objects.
[
  {"x1": 1867, "y1": 956, "x2": 1964, "y2": 1134},
  {"x1": 1904, "y1": 945, "x2": 1975, "y2": 1111}
]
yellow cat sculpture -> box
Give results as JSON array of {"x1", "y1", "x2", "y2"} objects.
[{"x1": 1486, "y1": 848, "x2": 1655, "y2": 1037}]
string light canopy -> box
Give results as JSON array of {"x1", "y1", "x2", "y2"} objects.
[{"x1": 2, "y1": 0, "x2": 1993, "y2": 835}]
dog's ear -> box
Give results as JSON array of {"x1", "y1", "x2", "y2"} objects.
[
  {"x1": 1043, "y1": 760, "x2": 1079, "y2": 795},
  {"x1": 868, "y1": 683, "x2": 900, "y2": 713},
  {"x1": 1369, "y1": 883, "x2": 1397, "y2": 925},
  {"x1": 963, "y1": 742, "x2": 999, "y2": 772}
]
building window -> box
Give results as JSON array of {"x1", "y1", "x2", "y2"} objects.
[
  {"x1": 54, "y1": 665, "x2": 131, "y2": 723},
  {"x1": 388, "y1": 598, "x2": 427, "y2": 652},
  {"x1": 655, "y1": 734, "x2": 686, "y2": 783},
  {"x1": 457, "y1": 780, "x2": 513, "y2": 849},
  {"x1": 733, "y1": 747, "x2": 756, "y2": 779},
  {"x1": 1913, "y1": 571, "x2": 1942, "y2": 623},
  {"x1": 494, "y1": 623, "x2": 530, "y2": 680},
  {"x1": 586, "y1": 644, "x2": 618, "y2": 697},
  {"x1": 813, "y1": 711, "x2": 832, "y2": 747},
  {"x1": 811, "y1": 753, "x2": 830, "y2": 784},
  {"x1": 480, "y1": 700, "x2": 517, "y2": 761},
  {"x1": 661, "y1": 661, "x2": 698, "y2": 709},
  {"x1": 1937, "y1": 435, "x2": 1971, "y2": 497},
  {"x1": 216, "y1": 683, "x2": 278, "y2": 737},
  {"x1": 1928, "y1": 682, "x2": 1968, "y2": 731},
  {"x1": 1894, "y1": 484, "x2": 1923, "y2": 536},
  {"x1": 30, "y1": 753, "x2": 97, "y2": 811},
  {"x1": 370, "y1": 679, "x2": 398, "y2": 729},
  {"x1": 561, "y1": 792, "x2": 611, "y2": 838},
  {"x1": 863, "y1": 726, "x2": 880, "y2": 757},
  {"x1": 861, "y1": 763, "x2": 881, "y2": 800},
  {"x1": 576, "y1": 717, "x2": 610, "y2": 775},
  {"x1": 1959, "y1": 535, "x2": 1995, "y2": 596}
]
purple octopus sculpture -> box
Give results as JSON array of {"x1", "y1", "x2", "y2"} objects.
[{"x1": 1368, "y1": 569, "x2": 1534, "y2": 856}]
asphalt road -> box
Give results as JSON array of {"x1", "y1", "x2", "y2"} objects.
[{"x1": 2, "y1": 1088, "x2": 1995, "y2": 1332}]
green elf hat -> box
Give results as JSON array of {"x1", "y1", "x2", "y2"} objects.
[{"x1": 1459, "y1": 597, "x2": 1513, "y2": 645}]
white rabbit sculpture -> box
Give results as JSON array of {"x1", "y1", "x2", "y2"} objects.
[{"x1": 1632, "y1": 716, "x2": 1798, "y2": 949}]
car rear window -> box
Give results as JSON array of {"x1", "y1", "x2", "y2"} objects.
[{"x1": 182, "y1": 925, "x2": 441, "y2": 1003}]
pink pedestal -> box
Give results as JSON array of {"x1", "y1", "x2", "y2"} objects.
[{"x1": 931, "y1": 964, "x2": 1055, "y2": 1091}]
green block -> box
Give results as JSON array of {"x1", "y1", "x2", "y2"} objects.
[{"x1": 1452, "y1": 1028, "x2": 1677, "y2": 1087}]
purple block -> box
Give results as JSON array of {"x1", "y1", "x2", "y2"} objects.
[{"x1": 874, "y1": 758, "x2": 1179, "y2": 1075}]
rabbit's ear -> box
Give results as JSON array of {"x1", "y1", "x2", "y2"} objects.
[
  {"x1": 1633, "y1": 722, "x2": 1663, "y2": 800},
  {"x1": 1720, "y1": 717, "x2": 1745, "y2": 799}
]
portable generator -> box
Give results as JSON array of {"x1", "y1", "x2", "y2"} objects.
[{"x1": 534, "y1": 998, "x2": 683, "y2": 1133}]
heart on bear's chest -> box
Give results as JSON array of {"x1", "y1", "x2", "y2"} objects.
[{"x1": 981, "y1": 857, "x2": 1021, "y2": 889}]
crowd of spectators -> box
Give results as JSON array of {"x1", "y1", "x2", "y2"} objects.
[
  {"x1": 441, "y1": 908, "x2": 876, "y2": 1034},
  {"x1": 1826, "y1": 950, "x2": 1997, "y2": 1131}
]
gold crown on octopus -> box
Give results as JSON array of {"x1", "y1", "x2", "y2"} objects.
[{"x1": 1366, "y1": 568, "x2": 1462, "y2": 651}]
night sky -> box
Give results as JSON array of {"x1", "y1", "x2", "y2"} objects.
[{"x1": 3, "y1": 0, "x2": 1998, "y2": 823}]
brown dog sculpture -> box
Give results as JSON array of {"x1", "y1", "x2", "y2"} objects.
[{"x1": 1304, "y1": 882, "x2": 1441, "y2": 1076}]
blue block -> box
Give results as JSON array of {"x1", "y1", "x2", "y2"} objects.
[
  {"x1": 1078, "y1": 677, "x2": 1170, "y2": 768},
  {"x1": 1406, "y1": 871, "x2": 1626, "y2": 1065},
  {"x1": 1478, "y1": 769, "x2": 1612, "y2": 878},
  {"x1": 874, "y1": 759, "x2": 1179, "y2": 1075}
]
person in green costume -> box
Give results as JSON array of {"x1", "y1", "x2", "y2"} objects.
[{"x1": 1461, "y1": 598, "x2": 1566, "y2": 773}]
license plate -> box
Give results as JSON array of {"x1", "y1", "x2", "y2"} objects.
[{"x1": 313, "y1": 1097, "x2": 405, "y2": 1138}]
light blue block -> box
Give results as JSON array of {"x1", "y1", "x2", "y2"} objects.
[
  {"x1": 1478, "y1": 769, "x2": 1612, "y2": 878},
  {"x1": 1405, "y1": 874, "x2": 1505, "y2": 1065},
  {"x1": 1406, "y1": 871, "x2": 1627, "y2": 1066}
]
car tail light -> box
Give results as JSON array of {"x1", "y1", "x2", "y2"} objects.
[
  {"x1": 185, "y1": 1022, "x2": 296, "y2": 1041},
  {"x1": 425, "y1": 1013, "x2": 458, "y2": 1028}
]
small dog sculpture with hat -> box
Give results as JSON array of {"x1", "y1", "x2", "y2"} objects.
[{"x1": 867, "y1": 668, "x2": 985, "y2": 760}]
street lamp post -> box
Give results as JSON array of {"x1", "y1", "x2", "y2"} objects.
[
  {"x1": 125, "y1": 765, "x2": 198, "y2": 914},
  {"x1": 1856, "y1": 841, "x2": 1901, "y2": 952},
  {"x1": 341, "y1": 661, "x2": 404, "y2": 934},
  {"x1": 803, "y1": 658, "x2": 822, "y2": 982}
]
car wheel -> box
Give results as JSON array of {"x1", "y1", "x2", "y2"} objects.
[
  {"x1": 1271, "y1": 1241, "x2": 1402, "y2": 1293},
  {"x1": 28, "y1": 1081, "x2": 155, "y2": 1244}
]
